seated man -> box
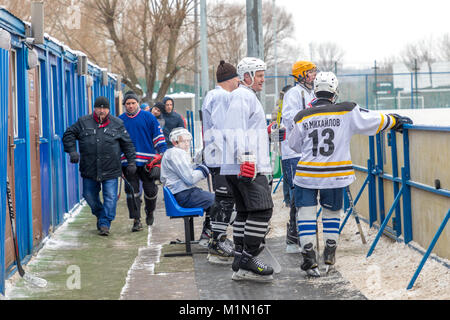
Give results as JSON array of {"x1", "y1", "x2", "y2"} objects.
[{"x1": 160, "y1": 128, "x2": 234, "y2": 263}]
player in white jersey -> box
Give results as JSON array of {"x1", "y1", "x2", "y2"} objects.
[
  {"x1": 288, "y1": 72, "x2": 413, "y2": 277},
  {"x1": 220, "y1": 57, "x2": 275, "y2": 282},
  {"x1": 201, "y1": 60, "x2": 239, "y2": 264},
  {"x1": 281, "y1": 61, "x2": 317, "y2": 254}
]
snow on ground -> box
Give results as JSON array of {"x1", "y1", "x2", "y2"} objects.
[{"x1": 268, "y1": 185, "x2": 450, "y2": 300}]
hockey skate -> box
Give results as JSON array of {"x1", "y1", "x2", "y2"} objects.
[
  {"x1": 323, "y1": 239, "x2": 337, "y2": 274},
  {"x1": 232, "y1": 251, "x2": 274, "y2": 282},
  {"x1": 286, "y1": 222, "x2": 301, "y2": 254},
  {"x1": 301, "y1": 243, "x2": 321, "y2": 277},
  {"x1": 207, "y1": 236, "x2": 234, "y2": 265}
]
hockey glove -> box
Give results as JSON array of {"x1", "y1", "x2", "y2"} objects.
[
  {"x1": 126, "y1": 163, "x2": 137, "y2": 176},
  {"x1": 267, "y1": 121, "x2": 286, "y2": 142},
  {"x1": 145, "y1": 154, "x2": 163, "y2": 179},
  {"x1": 195, "y1": 164, "x2": 210, "y2": 178},
  {"x1": 389, "y1": 113, "x2": 413, "y2": 133},
  {"x1": 69, "y1": 151, "x2": 80, "y2": 164},
  {"x1": 238, "y1": 153, "x2": 257, "y2": 183}
]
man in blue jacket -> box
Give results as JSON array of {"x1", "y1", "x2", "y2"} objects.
[
  {"x1": 162, "y1": 96, "x2": 186, "y2": 148},
  {"x1": 120, "y1": 91, "x2": 168, "y2": 231}
]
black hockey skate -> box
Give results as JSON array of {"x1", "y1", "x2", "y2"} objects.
[
  {"x1": 323, "y1": 239, "x2": 337, "y2": 274},
  {"x1": 232, "y1": 251, "x2": 274, "y2": 282},
  {"x1": 207, "y1": 235, "x2": 234, "y2": 265},
  {"x1": 301, "y1": 243, "x2": 320, "y2": 277}
]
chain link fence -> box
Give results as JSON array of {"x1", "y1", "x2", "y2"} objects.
[{"x1": 264, "y1": 70, "x2": 450, "y2": 114}]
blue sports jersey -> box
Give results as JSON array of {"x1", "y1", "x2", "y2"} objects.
[{"x1": 119, "y1": 109, "x2": 167, "y2": 166}]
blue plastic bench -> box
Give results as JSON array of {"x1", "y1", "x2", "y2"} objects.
[{"x1": 163, "y1": 186, "x2": 205, "y2": 257}]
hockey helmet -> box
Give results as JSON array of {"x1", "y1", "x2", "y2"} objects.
[
  {"x1": 169, "y1": 127, "x2": 192, "y2": 152},
  {"x1": 237, "y1": 57, "x2": 266, "y2": 83},
  {"x1": 314, "y1": 71, "x2": 339, "y2": 102},
  {"x1": 291, "y1": 61, "x2": 317, "y2": 82}
]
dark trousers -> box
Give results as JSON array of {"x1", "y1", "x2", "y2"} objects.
[
  {"x1": 226, "y1": 174, "x2": 273, "y2": 255},
  {"x1": 209, "y1": 167, "x2": 235, "y2": 239},
  {"x1": 122, "y1": 166, "x2": 158, "y2": 220}
]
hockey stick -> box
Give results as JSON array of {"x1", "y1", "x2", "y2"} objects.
[
  {"x1": 261, "y1": 227, "x2": 281, "y2": 274},
  {"x1": 6, "y1": 178, "x2": 47, "y2": 288},
  {"x1": 121, "y1": 174, "x2": 139, "y2": 212},
  {"x1": 346, "y1": 186, "x2": 366, "y2": 244}
]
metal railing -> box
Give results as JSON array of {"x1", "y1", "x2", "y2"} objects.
[{"x1": 339, "y1": 124, "x2": 450, "y2": 289}]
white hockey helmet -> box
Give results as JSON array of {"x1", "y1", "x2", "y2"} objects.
[
  {"x1": 314, "y1": 71, "x2": 339, "y2": 102},
  {"x1": 169, "y1": 127, "x2": 192, "y2": 144},
  {"x1": 237, "y1": 57, "x2": 266, "y2": 83}
]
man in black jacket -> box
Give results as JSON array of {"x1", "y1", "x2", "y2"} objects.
[
  {"x1": 161, "y1": 96, "x2": 186, "y2": 148},
  {"x1": 63, "y1": 96, "x2": 136, "y2": 236}
]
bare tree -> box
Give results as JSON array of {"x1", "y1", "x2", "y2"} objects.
[
  {"x1": 206, "y1": 0, "x2": 295, "y2": 73},
  {"x1": 401, "y1": 37, "x2": 436, "y2": 86},
  {"x1": 309, "y1": 41, "x2": 345, "y2": 72},
  {"x1": 438, "y1": 33, "x2": 450, "y2": 61}
]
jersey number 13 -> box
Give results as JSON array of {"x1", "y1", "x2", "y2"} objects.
[{"x1": 308, "y1": 128, "x2": 335, "y2": 156}]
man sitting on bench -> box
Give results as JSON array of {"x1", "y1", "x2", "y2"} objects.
[{"x1": 160, "y1": 127, "x2": 214, "y2": 241}]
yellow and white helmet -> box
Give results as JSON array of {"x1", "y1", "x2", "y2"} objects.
[{"x1": 291, "y1": 60, "x2": 317, "y2": 82}]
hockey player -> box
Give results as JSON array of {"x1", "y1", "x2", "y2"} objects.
[
  {"x1": 119, "y1": 91, "x2": 167, "y2": 231},
  {"x1": 201, "y1": 60, "x2": 240, "y2": 264},
  {"x1": 220, "y1": 57, "x2": 275, "y2": 282},
  {"x1": 282, "y1": 61, "x2": 318, "y2": 254},
  {"x1": 160, "y1": 127, "x2": 214, "y2": 224},
  {"x1": 288, "y1": 72, "x2": 413, "y2": 277}
]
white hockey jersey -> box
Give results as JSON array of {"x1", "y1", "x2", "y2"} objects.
[
  {"x1": 220, "y1": 84, "x2": 272, "y2": 175},
  {"x1": 288, "y1": 100, "x2": 396, "y2": 189},
  {"x1": 160, "y1": 147, "x2": 205, "y2": 194},
  {"x1": 281, "y1": 83, "x2": 316, "y2": 160},
  {"x1": 201, "y1": 85, "x2": 231, "y2": 168}
]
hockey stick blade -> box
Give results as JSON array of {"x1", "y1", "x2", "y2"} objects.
[
  {"x1": 22, "y1": 272, "x2": 48, "y2": 288},
  {"x1": 346, "y1": 187, "x2": 367, "y2": 244},
  {"x1": 261, "y1": 227, "x2": 281, "y2": 274},
  {"x1": 264, "y1": 246, "x2": 281, "y2": 274},
  {"x1": 6, "y1": 178, "x2": 47, "y2": 288}
]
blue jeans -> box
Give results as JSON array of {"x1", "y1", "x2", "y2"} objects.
[
  {"x1": 82, "y1": 178, "x2": 119, "y2": 229},
  {"x1": 281, "y1": 157, "x2": 300, "y2": 204},
  {"x1": 174, "y1": 187, "x2": 214, "y2": 210}
]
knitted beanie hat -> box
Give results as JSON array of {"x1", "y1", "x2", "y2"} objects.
[{"x1": 216, "y1": 60, "x2": 238, "y2": 83}]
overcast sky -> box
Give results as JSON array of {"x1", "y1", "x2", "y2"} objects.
[{"x1": 274, "y1": 0, "x2": 450, "y2": 68}]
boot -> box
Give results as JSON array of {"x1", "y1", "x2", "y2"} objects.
[
  {"x1": 301, "y1": 243, "x2": 320, "y2": 277},
  {"x1": 132, "y1": 219, "x2": 143, "y2": 232},
  {"x1": 232, "y1": 251, "x2": 274, "y2": 282},
  {"x1": 323, "y1": 239, "x2": 337, "y2": 266},
  {"x1": 145, "y1": 210, "x2": 154, "y2": 226},
  {"x1": 207, "y1": 235, "x2": 234, "y2": 265}
]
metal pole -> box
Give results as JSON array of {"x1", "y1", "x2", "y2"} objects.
[
  {"x1": 200, "y1": 0, "x2": 209, "y2": 102},
  {"x1": 194, "y1": 0, "x2": 200, "y2": 118},
  {"x1": 246, "y1": 0, "x2": 265, "y2": 110},
  {"x1": 272, "y1": 0, "x2": 278, "y2": 106}
]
